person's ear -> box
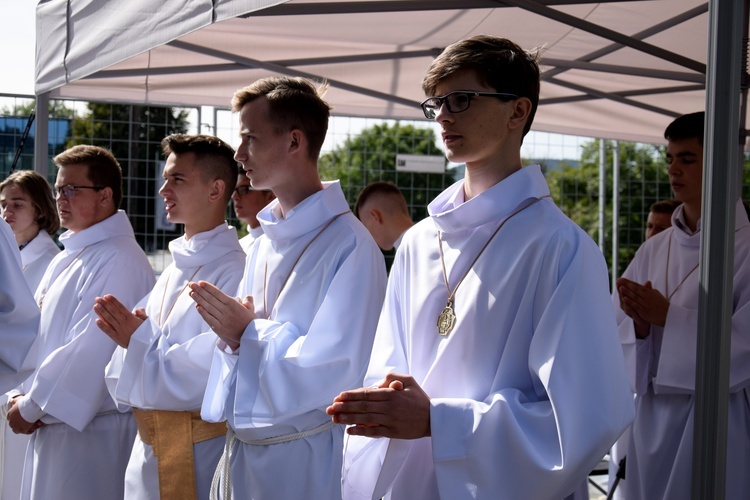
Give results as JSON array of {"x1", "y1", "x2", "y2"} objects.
[
  {"x1": 369, "y1": 208, "x2": 383, "y2": 224},
  {"x1": 208, "y1": 179, "x2": 225, "y2": 203},
  {"x1": 99, "y1": 186, "x2": 113, "y2": 206},
  {"x1": 289, "y1": 129, "x2": 304, "y2": 155},
  {"x1": 508, "y1": 97, "x2": 532, "y2": 131}
]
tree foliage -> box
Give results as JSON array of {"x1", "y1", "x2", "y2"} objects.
[
  {"x1": 546, "y1": 140, "x2": 670, "y2": 278},
  {"x1": 68, "y1": 103, "x2": 190, "y2": 250},
  {"x1": 319, "y1": 122, "x2": 456, "y2": 223}
]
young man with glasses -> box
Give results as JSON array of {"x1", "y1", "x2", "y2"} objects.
[
  {"x1": 232, "y1": 167, "x2": 275, "y2": 252},
  {"x1": 328, "y1": 35, "x2": 634, "y2": 500},
  {"x1": 95, "y1": 134, "x2": 246, "y2": 499},
  {"x1": 6, "y1": 145, "x2": 155, "y2": 500}
]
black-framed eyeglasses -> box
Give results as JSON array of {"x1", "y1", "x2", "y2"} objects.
[
  {"x1": 233, "y1": 186, "x2": 252, "y2": 196},
  {"x1": 420, "y1": 91, "x2": 519, "y2": 119},
  {"x1": 54, "y1": 184, "x2": 104, "y2": 199}
]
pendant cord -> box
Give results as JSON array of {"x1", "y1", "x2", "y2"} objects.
[
  {"x1": 158, "y1": 266, "x2": 203, "y2": 326},
  {"x1": 437, "y1": 195, "x2": 550, "y2": 306},
  {"x1": 263, "y1": 211, "x2": 349, "y2": 319}
]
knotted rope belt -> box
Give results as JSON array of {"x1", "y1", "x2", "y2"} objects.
[
  {"x1": 210, "y1": 420, "x2": 335, "y2": 500},
  {"x1": 132, "y1": 408, "x2": 228, "y2": 500}
]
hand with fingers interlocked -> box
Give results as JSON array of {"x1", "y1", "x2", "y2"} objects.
[
  {"x1": 326, "y1": 373, "x2": 431, "y2": 440},
  {"x1": 188, "y1": 280, "x2": 256, "y2": 351}
]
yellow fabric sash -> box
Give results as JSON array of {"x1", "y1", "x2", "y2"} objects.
[{"x1": 132, "y1": 409, "x2": 227, "y2": 500}]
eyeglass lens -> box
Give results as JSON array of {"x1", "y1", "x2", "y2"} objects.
[{"x1": 422, "y1": 93, "x2": 472, "y2": 119}]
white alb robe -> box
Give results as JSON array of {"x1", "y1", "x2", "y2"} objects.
[
  {"x1": 613, "y1": 199, "x2": 750, "y2": 500},
  {"x1": 202, "y1": 181, "x2": 387, "y2": 499},
  {"x1": 343, "y1": 165, "x2": 635, "y2": 500},
  {"x1": 105, "y1": 223, "x2": 245, "y2": 499},
  {"x1": 16, "y1": 210, "x2": 154, "y2": 500},
  {"x1": 1, "y1": 230, "x2": 58, "y2": 500},
  {"x1": 239, "y1": 224, "x2": 263, "y2": 253},
  {"x1": 0, "y1": 218, "x2": 38, "y2": 393},
  {"x1": 21, "y1": 230, "x2": 60, "y2": 295}
]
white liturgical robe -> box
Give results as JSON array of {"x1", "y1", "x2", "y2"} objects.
[
  {"x1": 613, "y1": 199, "x2": 750, "y2": 500},
  {"x1": 17, "y1": 210, "x2": 154, "y2": 500},
  {"x1": 0, "y1": 218, "x2": 38, "y2": 393},
  {"x1": 343, "y1": 166, "x2": 635, "y2": 500},
  {"x1": 1, "y1": 230, "x2": 57, "y2": 500},
  {"x1": 239, "y1": 224, "x2": 263, "y2": 253},
  {"x1": 105, "y1": 223, "x2": 245, "y2": 499},
  {"x1": 202, "y1": 181, "x2": 387, "y2": 499},
  {"x1": 20, "y1": 231, "x2": 60, "y2": 295}
]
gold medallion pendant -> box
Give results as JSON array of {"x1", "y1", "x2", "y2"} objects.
[{"x1": 437, "y1": 301, "x2": 456, "y2": 336}]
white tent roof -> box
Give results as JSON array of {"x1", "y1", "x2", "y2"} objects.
[{"x1": 36, "y1": 0, "x2": 722, "y2": 146}]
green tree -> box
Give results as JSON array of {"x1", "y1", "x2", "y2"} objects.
[
  {"x1": 68, "y1": 103, "x2": 190, "y2": 250},
  {"x1": 319, "y1": 121, "x2": 454, "y2": 270},
  {"x1": 319, "y1": 122, "x2": 455, "y2": 223},
  {"x1": 546, "y1": 140, "x2": 670, "y2": 278}
]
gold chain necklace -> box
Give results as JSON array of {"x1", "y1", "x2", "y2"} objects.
[
  {"x1": 158, "y1": 266, "x2": 203, "y2": 326},
  {"x1": 262, "y1": 211, "x2": 348, "y2": 319},
  {"x1": 38, "y1": 246, "x2": 88, "y2": 309},
  {"x1": 436, "y1": 196, "x2": 549, "y2": 336}
]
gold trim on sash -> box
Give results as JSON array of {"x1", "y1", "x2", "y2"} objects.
[{"x1": 132, "y1": 409, "x2": 227, "y2": 500}]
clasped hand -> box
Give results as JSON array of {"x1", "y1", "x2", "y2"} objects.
[
  {"x1": 188, "y1": 281, "x2": 256, "y2": 351},
  {"x1": 326, "y1": 373, "x2": 431, "y2": 440},
  {"x1": 616, "y1": 278, "x2": 670, "y2": 338},
  {"x1": 94, "y1": 294, "x2": 147, "y2": 348}
]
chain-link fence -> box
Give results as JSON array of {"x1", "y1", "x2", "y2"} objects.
[{"x1": 2, "y1": 94, "x2": 747, "y2": 280}]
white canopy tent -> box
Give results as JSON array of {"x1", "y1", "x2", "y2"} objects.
[
  {"x1": 36, "y1": 0, "x2": 720, "y2": 145},
  {"x1": 33, "y1": 1, "x2": 748, "y2": 498}
]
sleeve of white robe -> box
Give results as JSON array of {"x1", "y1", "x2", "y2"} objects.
[
  {"x1": 106, "y1": 268, "x2": 243, "y2": 411},
  {"x1": 0, "y1": 224, "x2": 39, "y2": 393},
  {"x1": 204, "y1": 237, "x2": 386, "y2": 427},
  {"x1": 23, "y1": 253, "x2": 154, "y2": 431},
  {"x1": 611, "y1": 250, "x2": 648, "y2": 394}
]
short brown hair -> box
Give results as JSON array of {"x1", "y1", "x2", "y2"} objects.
[
  {"x1": 232, "y1": 77, "x2": 332, "y2": 160},
  {"x1": 422, "y1": 35, "x2": 541, "y2": 138},
  {"x1": 650, "y1": 199, "x2": 682, "y2": 215},
  {"x1": 354, "y1": 181, "x2": 409, "y2": 219},
  {"x1": 0, "y1": 170, "x2": 60, "y2": 236},
  {"x1": 54, "y1": 145, "x2": 123, "y2": 209},
  {"x1": 161, "y1": 134, "x2": 238, "y2": 203}
]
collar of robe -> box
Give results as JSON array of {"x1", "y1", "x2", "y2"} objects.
[
  {"x1": 169, "y1": 223, "x2": 240, "y2": 269},
  {"x1": 57, "y1": 210, "x2": 135, "y2": 250},
  {"x1": 428, "y1": 164, "x2": 551, "y2": 234}
]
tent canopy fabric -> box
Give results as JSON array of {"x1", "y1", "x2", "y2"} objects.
[{"x1": 36, "y1": 0, "x2": 724, "y2": 146}]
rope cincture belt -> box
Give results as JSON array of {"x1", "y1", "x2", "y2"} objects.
[
  {"x1": 132, "y1": 408, "x2": 228, "y2": 500},
  {"x1": 210, "y1": 420, "x2": 335, "y2": 500}
]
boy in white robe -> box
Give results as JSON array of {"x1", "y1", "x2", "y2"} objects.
[
  {"x1": 6, "y1": 145, "x2": 155, "y2": 500},
  {"x1": 614, "y1": 111, "x2": 750, "y2": 499},
  {"x1": 190, "y1": 77, "x2": 387, "y2": 499},
  {"x1": 232, "y1": 169, "x2": 275, "y2": 253},
  {"x1": 0, "y1": 170, "x2": 60, "y2": 500},
  {"x1": 354, "y1": 181, "x2": 414, "y2": 252},
  {"x1": 327, "y1": 35, "x2": 634, "y2": 500},
  {"x1": 96, "y1": 134, "x2": 246, "y2": 499},
  {"x1": 0, "y1": 218, "x2": 38, "y2": 393}
]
